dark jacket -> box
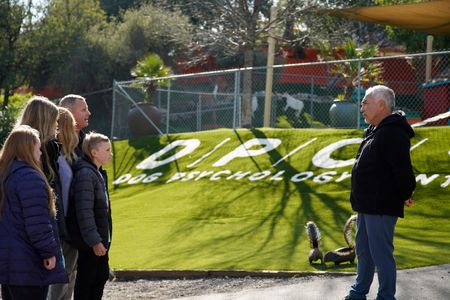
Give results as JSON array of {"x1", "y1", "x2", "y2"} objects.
[
  {"x1": 66, "y1": 157, "x2": 112, "y2": 251},
  {"x1": 0, "y1": 160, "x2": 68, "y2": 285},
  {"x1": 74, "y1": 130, "x2": 86, "y2": 158},
  {"x1": 44, "y1": 139, "x2": 69, "y2": 240},
  {"x1": 350, "y1": 112, "x2": 416, "y2": 218}
]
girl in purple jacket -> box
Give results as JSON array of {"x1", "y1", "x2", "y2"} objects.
[{"x1": 0, "y1": 125, "x2": 68, "y2": 300}]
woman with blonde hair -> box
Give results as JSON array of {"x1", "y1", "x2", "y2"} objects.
[
  {"x1": 16, "y1": 96, "x2": 68, "y2": 239},
  {"x1": 48, "y1": 107, "x2": 79, "y2": 300},
  {"x1": 16, "y1": 96, "x2": 59, "y2": 183},
  {"x1": 0, "y1": 125, "x2": 68, "y2": 300},
  {"x1": 57, "y1": 107, "x2": 78, "y2": 165}
]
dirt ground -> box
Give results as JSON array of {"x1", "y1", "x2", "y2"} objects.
[{"x1": 103, "y1": 276, "x2": 319, "y2": 299}]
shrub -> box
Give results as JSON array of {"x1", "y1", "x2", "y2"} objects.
[{"x1": 0, "y1": 92, "x2": 30, "y2": 146}]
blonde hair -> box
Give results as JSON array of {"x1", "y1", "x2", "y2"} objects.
[
  {"x1": 17, "y1": 96, "x2": 59, "y2": 142},
  {"x1": 57, "y1": 107, "x2": 78, "y2": 165},
  {"x1": 82, "y1": 132, "x2": 110, "y2": 162},
  {"x1": 0, "y1": 125, "x2": 56, "y2": 216},
  {"x1": 16, "y1": 96, "x2": 59, "y2": 182}
]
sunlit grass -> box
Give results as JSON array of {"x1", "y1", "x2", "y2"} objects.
[{"x1": 106, "y1": 127, "x2": 449, "y2": 271}]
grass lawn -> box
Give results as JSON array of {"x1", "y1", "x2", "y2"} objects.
[{"x1": 106, "y1": 127, "x2": 450, "y2": 272}]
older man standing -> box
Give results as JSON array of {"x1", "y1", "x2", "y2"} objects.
[
  {"x1": 48, "y1": 94, "x2": 91, "y2": 300},
  {"x1": 343, "y1": 85, "x2": 416, "y2": 300}
]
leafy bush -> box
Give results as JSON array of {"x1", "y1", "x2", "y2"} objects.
[
  {"x1": 0, "y1": 92, "x2": 31, "y2": 146},
  {"x1": 0, "y1": 107, "x2": 19, "y2": 146}
]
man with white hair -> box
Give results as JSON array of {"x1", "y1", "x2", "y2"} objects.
[{"x1": 343, "y1": 85, "x2": 416, "y2": 300}]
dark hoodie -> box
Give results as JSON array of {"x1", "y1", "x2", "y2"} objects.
[{"x1": 350, "y1": 112, "x2": 416, "y2": 218}]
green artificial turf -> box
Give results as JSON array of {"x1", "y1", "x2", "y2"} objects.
[{"x1": 106, "y1": 127, "x2": 450, "y2": 271}]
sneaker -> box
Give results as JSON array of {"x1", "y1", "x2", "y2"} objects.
[{"x1": 342, "y1": 296, "x2": 367, "y2": 300}]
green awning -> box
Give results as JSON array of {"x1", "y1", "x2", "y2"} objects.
[{"x1": 321, "y1": 0, "x2": 450, "y2": 36}]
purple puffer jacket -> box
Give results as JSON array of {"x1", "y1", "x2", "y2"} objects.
[{"x1": 0, "y1": 160, "x2": 68, "y2": 285}]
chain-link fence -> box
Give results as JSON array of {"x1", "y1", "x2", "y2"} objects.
[{"x1": 111, "y1": 51, "x2": 450, "y2": 140}]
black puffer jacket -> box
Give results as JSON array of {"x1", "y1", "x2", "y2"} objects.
[
  {"x1": 66, "y1": 157, "x2": 112, "y2": 250},
  {"x1": 43, "y1": 139, "x2": 69, "y2": 239},
  {"x1": 350, "y1": 112, "x2": 416, "y2": 218}
]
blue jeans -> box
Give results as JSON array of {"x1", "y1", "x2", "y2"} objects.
[{"x1": 349, "y1": 213, "x2": 398, "y2": 300}]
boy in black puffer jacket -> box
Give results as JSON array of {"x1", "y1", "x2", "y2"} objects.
[{"x1": 66, "y1": 132, "x2": 112, "y2": 300}]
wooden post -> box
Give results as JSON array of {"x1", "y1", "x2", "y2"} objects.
[{"x1": 425, "y1": 35, "x2": 433, "y2": 82}]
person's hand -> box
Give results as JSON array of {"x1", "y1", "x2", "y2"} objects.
[
  {"x1": 43, "y1": 256, "x2": 56, "y2": 270},
  {"x1": 404, "y1": 199, "x2": 415, "y2": 207},
  {"x1": 93, "y1": 242, "x2": 107, "y2": 256},
  {"x1": 405, "y1": 191, "x2": 415, "y2": 207}
]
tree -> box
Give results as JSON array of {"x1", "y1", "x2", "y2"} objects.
[
  {"x1": 90, "y1": 3, "x2": 192, "y2": 82},
  {"x1": 28, "y1": 0, "x2": 107, "y2": 92},
  {"x1": 20, "y1": 1, "x2": 191, "y2": 95},
  {"x1": 153, "y1": 0, "x2": 284, "y2": 126},
  {"x1": 131, "y1": 53, "x2": 172, "y2": 103},
  {"x1": 99, "y1": 0, "x2": 138, "y2": 17},
  {"x1": 0, "y1": 0, "x2": 30, "y2": 108},
  {"x1": 155, "y1": 0, "x2": 373, "y2": 126}
]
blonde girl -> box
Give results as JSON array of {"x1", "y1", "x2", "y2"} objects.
[
  {"x1": 15, "y1": 95, "x2": 72, "y2": 238},
  {"x1": 16, "y1": 96, "x2": 59, "y2": 183},
  {"x1": 0, "y1": 125, "x2": 67, "y2": 300},
  {"x1": 57, "y1": 107, "x2": 78, "y2": 165},
  {"x1": 48, "y1": 107, "x2": 80, "y2": 300}
]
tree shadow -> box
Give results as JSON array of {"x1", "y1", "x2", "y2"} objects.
[{"x1": 156, "y1": 128, "x2": 355, "y2": 270}]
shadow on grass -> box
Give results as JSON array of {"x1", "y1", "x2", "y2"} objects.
[
  {"x1": 113, "y1": 127, "x2": 450, "y2": 271},
  {"x1": 155, "y1": 129, "x2": 356, "y2": 270}
]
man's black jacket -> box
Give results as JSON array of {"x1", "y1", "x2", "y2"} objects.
[{"x1": 350, "y1": 112, "x2": 416, "y2": 218}]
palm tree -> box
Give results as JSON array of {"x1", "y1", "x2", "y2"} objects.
[
  {"x1": 333, "y1": 39, "x2": 383, "y2": 100},
  {"x1": 128, "y1": 53, "x2": 172, "y2": 136},
  {"x1": 131, "y1": 53, "x2": 172, "y2": 103},
  {"x1": 319, "y1": 39, "x2": 383, "y2": 101}
]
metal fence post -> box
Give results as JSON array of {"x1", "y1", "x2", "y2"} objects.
[
  {"x1": 357, "y1": 59, "x2": 362, "y2": 129},
  {"x1": 196, "y1": 95, "x2": 202, "y2": 131},
  {"x1": 166, "y1": 80, "x2": 171, "y2": 134},
  {"x1": 111, "y1": 80, "x2": 117, "y2": 139},
  {"x1": 310, "y1": 77, "x2": 315, "y2": 128},
  {"x1": 233, "y1": 70, "x2": 241, "y2": 129},
  {"x1": 111, "y1": 80, "x2": 117, "y2": 187}
]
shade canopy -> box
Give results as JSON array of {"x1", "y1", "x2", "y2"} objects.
[{"x1": 321, "y1": 0, "x2": 450, "y2": 36}]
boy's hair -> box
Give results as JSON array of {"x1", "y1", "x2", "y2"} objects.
[
  {"x1": 0, "y1": 125, "x2": 56, "y2": 216},
  {"x1": 57, "y1": 107, "x2": 79, "y2": 164},
  {"x1": 82, "y1": 132, "x2": 110, "y2": 161}
]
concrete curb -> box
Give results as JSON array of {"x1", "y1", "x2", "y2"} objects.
[{"x1": 112, "y1": 269, "x2": 356, "y2": 280}]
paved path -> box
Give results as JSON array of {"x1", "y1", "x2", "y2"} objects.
[{"x1": 177, "y1": 264, "x2": 450, "y2": 300}]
